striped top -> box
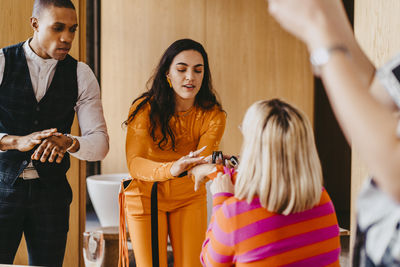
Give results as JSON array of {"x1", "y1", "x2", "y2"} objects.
[{"x1": 200, "y1": 189, "x2": 340, "y2": 266}]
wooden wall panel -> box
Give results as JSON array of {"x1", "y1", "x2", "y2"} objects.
[
  {"x1": 355, "y1": 0, "x2": 400, "y2": 67},
  {"x1": 352, "y1": 0, "x2": 400, "y2": 248},
  {"x1": 0, "y1": 0, "x2": 34, "y2": 47},
  {"x1": 0, "y1": 1, "x2": 86, "y2": 266},
  {"x1": 205, "y1": 0, "x2": 313, "y2": 156},
  {"x1": 101, "y1": 0, "x2": 313, "y2": 173}
]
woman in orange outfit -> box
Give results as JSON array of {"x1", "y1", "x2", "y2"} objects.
[{"x1": 121, "y1": 39, "x2": 226, "y2": 267}]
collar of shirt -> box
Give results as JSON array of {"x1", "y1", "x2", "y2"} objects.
[
  {"x1": 23, "y1": 39, "x2": 58, "y2": 66},
  {"x1": 23, "y1": 39, "x2": 58, "y2": 102}
]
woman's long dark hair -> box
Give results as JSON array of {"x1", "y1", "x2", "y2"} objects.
[{"x1": 125, "y1": 39, "x2": 222, "y2": 150}]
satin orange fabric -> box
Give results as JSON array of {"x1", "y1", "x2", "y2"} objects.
[{"x1": 121, "y1": 100, "x2": 226, "y2": 267}]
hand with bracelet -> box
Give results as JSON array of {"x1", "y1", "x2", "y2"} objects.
[
  {"x1": 31, "y1": 133, "x2": 80, "y2": 163},
  {"x1": 190, "y1": 151, "x2": 239, "y2": 191}
]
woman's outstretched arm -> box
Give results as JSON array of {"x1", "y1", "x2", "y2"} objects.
[{"x1": 267, "y1": 0, "x2": 400, "y2": 200}]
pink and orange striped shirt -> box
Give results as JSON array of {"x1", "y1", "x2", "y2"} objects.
[{"x1": 200, "y1": 189, "x2": 341, "y2": 266}]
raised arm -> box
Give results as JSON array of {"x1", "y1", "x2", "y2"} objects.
[{"x1": 268, "y1": 0, "x2": 400, "y2": 200}]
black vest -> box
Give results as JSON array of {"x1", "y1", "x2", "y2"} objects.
[{"x1": 0, "y1": 42, "x2": 78, "y2": 185}]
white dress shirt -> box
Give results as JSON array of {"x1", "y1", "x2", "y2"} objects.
[{"x1": 0, "y1": 40, "x2": 109, "y2": 163}]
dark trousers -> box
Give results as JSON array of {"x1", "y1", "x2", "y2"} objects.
[{"x1": 0, "y1": 177, "x2": 72, "y2": 267}]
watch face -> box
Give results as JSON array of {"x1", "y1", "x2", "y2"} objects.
[
  {"x1": 310, "y1": 48, "x2": 330, "y2": 66},
  {"x1": 310, "y1": 46, "x2": 350, "y2": 77},
  {"x1": 310, "y1": 48, "x2": 336, "y2": 77},
  {"x1": 377, "y1": 53, "x2": 400, "y2": 109}
]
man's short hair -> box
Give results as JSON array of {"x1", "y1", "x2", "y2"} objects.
[{"x1": 32, "y1": 0, "x2": 76, "y2": 17}]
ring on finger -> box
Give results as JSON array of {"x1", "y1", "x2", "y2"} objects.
[{"x1": 189, "y1": 151, "x2": 194, "y2": 157}]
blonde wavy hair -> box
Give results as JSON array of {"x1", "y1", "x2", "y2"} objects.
[{"x1": 235, "y1": 99, "x2": 323, "y2": 215}]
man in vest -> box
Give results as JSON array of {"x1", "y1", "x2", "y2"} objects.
[{"x1": 0, "y1": 0, "x2": 109, "y2": 266}]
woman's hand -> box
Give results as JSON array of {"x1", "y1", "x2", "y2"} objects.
[
  {"x1": 210, "y1": 172, "x2": 234, "y2": 195},
  {"x1": 267, "y1": 0, "x2": 349, "y2": 51},
  {"x1": 189, "y1": 163, "x2": 216, "y2": 191},
  {"x1": 170, "y1": 146, "x2": 207, "y2": 177}
]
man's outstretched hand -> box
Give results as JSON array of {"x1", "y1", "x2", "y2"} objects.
[{"x1": 0, "y1": 128, "x2": 59, "y2": 152}]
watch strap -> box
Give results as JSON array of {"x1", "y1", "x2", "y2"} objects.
[{"x1": 65, "y1": 134, "x2": 77, "y2": 152}]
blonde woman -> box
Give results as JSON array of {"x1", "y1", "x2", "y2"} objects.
[{"x1": 200, "y1": 99, "x2": 340, "y2": 267}]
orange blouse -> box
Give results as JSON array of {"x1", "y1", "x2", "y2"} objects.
[{"x1": 125, "y1": 100, "x2": 226, "y2": 182}]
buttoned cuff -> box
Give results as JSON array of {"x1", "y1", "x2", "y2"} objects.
[{"x1": 67, "y1": 135, "x2": 92, "y2": 160}]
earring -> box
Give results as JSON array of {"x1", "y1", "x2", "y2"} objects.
[{"x1": 167, "y1": 77, "x2": 172, "y2": 88}]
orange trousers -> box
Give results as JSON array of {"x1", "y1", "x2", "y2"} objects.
[{"x1": 124, "y1": 177, "x2": 207, "y2": 267}]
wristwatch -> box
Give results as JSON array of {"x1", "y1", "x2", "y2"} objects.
[
  {"x1": 65, "y1": 134, "x2": 77, "y2": 152},
  {"x1": 310, "y1": 45, "x2": 350, "y2": 76}
]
